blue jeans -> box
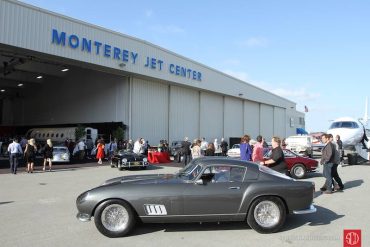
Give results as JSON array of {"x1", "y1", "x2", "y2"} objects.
[
  {"x1": 9, "y1": 153, "x2": 19, "y2": 174},
  {"x1": 323, "y1": 163, "x2": 333, "y2": 191}
]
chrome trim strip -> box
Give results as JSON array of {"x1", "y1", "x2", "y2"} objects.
[
  {"x1": 140, "y1": 213, "x2": 246, "y2": 218},
  {"x1": 293, "y1": 204, "x2": 317, "y2": 214}
]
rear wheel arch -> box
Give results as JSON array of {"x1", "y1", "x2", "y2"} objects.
[{"x1": 247, "y1": 195, "x2": 289, "y2": 215}]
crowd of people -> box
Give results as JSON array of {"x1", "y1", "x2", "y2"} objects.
[
  {"x1": 3, "y1": 132, "x2": 346, "y2": 194},
  {"x1": 7, "y1": 137, "x2": 55, "y2": 174}
]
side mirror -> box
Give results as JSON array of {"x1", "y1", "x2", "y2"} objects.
[{"x1": 195, "y1": 179, "x2": 204, "y2": 185}]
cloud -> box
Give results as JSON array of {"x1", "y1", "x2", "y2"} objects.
[
  {"x1": 237, "y1": 37, "x2": 268, "y2": 47},
  {"x1": 145, "y1": 9, "x2": 153, "y2": 18},
  {"x1": 222, "y1": 69, "x2": 250, "y2": 82},
  {"x1": 271, "y1": 88, "x2": 320, "y2": 101},
  {"x1": 149, "y1": 24, "x2": 185, "y2": 34}
]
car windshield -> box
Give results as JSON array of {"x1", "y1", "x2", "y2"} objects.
[
  {"x1": 53, "y1": 147, "x2": 67, "y2": 153},
  {"x1": 117, "y1": 150, "x2": 133, "y2": 155},
  {"x1": 177, "y1": 161, "x2": 202, "y2": 180},
  {"x1": 232, "y1": 144, "x2": 240, "y2": 149}
]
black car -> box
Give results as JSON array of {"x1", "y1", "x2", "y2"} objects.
[
  {"x1": 170, "y1": 140, "x2": 183, "y2": 162},
  {"x1": 111, "y1": 150, "x2": 149, "y2": 170}
]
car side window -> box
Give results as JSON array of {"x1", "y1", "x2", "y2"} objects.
[
  {"x1": 208, "y1": 166, "x2": 231, "y2": 183},
  {"x1": 229, "y1": 167, "x2": 246, "y2": 182}
]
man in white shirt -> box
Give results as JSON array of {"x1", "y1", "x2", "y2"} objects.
[
  {"x1": 76, "y1": 139, "x2": 87, "y2": 160},
  {"x1": 200, "y1": 137, "x2": 208, "y2": 156},
  {"x1": 7, "y1": 138, "x2": 23, "y2": 174},
  {"x1": 133, "y1": 139, "x2": 142, "y2": 154}
]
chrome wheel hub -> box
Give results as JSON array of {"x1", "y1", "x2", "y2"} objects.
[
  {"x1": 254, "y1": 200, "x2": 280, "y2": 227},
  {"x1": 294, "y1": 166, "x2": 305, "y2": 177},
  {"x1": 101, "y1": 204, "x2": 129, "y2": 232}
]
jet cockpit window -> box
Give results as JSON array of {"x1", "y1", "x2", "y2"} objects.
[{"x1": 329, "y1": 121, "x2": 359, "y2": 129}]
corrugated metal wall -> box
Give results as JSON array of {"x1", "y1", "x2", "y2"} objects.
[
  {"x1": 169, "y1": 86, "x2": 199, "y2": 142},
  {"x1": 244, "y1": 101, "x2": 260, "y2": 139},
  {"x1": 273, "y1": 107, "x2": 286, "y2": 138},
  {"x1": 260, "y1": 104, "x2": 274, "y2": 140},
  {"x1": 131, "y1": 78, "x2": 168, "y2": 144},
  {"x1": 224, "y1": 97, "x2": 243, "y2": 138},
  {"x1": 199, "y1": 92, "x2": 223, "y2": 140}
]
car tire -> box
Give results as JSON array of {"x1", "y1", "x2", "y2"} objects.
[
  {"x1": 290, "y1": 163, "x2": 306, "y2": 179},
  {"x1": 247, "y1": 196, "x2": 286, "y2": 233},
  {"x1": 94, "y1": 199, "x2": 136, "y2": 238}
]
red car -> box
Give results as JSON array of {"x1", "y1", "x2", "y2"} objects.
[{"x1": 264, "y1": 149, "x2": 318, "y2": 179}]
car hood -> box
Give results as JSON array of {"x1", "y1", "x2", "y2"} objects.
[{"x1": 102, "y1": 174, "x2": 185, "y2": 186}]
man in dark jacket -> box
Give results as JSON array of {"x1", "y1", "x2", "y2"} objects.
[
  {"x1": 220, "y1": 138, "x2": 228, "y2": 156},
  {"x1": 320, "y1": 134, "x2": 335, "y2": 194},
  {"x1": 181, "y1": 137, "x2": 191, "y2": 166}
]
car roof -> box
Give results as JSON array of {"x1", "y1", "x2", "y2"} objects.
[{"x1": 192, "y1": 157, "x2": 253, "y2": 168}]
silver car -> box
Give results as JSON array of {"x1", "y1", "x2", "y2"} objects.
[
  {"x1": 76, "y1": 157, "x2": 316, "y2": 237},
  {"x1": 52, "y1": 146, "x2": 71, "y2": 163}
]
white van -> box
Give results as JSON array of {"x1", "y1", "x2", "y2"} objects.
[{"x1": 285, "y1": 135, "x2": 313, "y2": 157}]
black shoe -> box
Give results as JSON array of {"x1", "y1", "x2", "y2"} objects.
[{"x1": 320, "y1": 187, "x2": 326, "y2": 191}]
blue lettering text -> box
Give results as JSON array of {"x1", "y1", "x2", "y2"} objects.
[
  {"x1": 94, "y1": 41, "x2": 102, "y2": 55},
  {"x1": 122, "y1": 50, "x2": 129, "y2": 62},
  {"x1": 113, "y1": 47, "x2": 121, "y2": 60},
  {"x1": 68, "y1": 34, "x2": 79, "y2": 49},
  {"x1": 82, "y1": 38, "x2": 91, "y2": 52},
  {"x1": 104, "y1": 44, "x2": 111, "y2": 57},
  {"x1": 51, "y1": 29, "x2": 66, "y2": 46}
]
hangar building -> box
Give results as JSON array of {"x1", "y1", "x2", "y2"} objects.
[{"x1": 0, "y1": 0, "x2": 305, "y2": 144}]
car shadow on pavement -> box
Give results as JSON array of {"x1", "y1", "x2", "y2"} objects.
[
  {"x1": 131, "y1": 221, "x2": 250, "y2": 236},
  {"x1": 281, "y1": 205, "x2": 344, "y2": 231},
  {"x1": 128, "y1": 205, "x2": 343, "y2": 236}
]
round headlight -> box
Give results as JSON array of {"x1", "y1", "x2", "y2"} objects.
[
  {"x1": 143, "y1": 158, "x2": 148, "y2": 162},
  {"x1": 122, "y1": 158, "x2": 127, "y2": 163}
]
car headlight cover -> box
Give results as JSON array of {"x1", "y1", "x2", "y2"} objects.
[
  {"x1": 122, "y1": 158, "x2": 127, "y2": 163},
  {"x1": 143, "y1": 158, "x2": 148, "y2": 162}
]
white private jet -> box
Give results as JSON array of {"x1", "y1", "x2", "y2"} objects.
[
  {"x1": 327, "y1": 117, "x2": 366, "y2": 147},
  {"x1": 326, "y1": 99, "x2": 369, "y2": 160}
]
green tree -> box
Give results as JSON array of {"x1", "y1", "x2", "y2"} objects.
[
  {"x1": 113, "y1": 126, "x2": 125, "y2": 141},
  {"x1": 75, "y1": 125, "x2": 86, "y2": 141}
]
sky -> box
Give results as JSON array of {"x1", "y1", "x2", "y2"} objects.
[{"x1": 20, "y1": 0, "x2": 370, "y2": 132}]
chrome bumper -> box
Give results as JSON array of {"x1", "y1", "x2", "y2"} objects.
[
  {"x1": 293, "y1": 204, "x2": 317, "y2": 214},
  {"x1": 76, "y1": 212, "x2": 91, "y2": 222}
]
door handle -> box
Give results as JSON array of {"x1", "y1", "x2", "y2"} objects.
[{"x1": 228, "y1": 186, "x2": 240, "y2": 190}]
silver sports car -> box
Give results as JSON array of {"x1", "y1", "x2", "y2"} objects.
[{"x1": 76, "y1": 157, "x2": 316, "y2": 238}]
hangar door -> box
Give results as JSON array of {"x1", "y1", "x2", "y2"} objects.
[
  {"x1": 224, "y1": 97, "x2": 243, "y2": 139},
  {"x1": 131, "y1": 78, "x2": 168, "y2": 144},
  {"x1": 274, "y1": 107, "x2": 286, "y2": 138},
  {"x1": 199, "y1": 92, "x2": 223, "y2": 140},
  {"x1": 244, "y1": 100, "x2": 260, "y2": 139},
  {"x1": 169, "y1": 86, "x2": 199, "y2": 142},
  {"x1": 260, "y1": 104, "x2": 274, "y2": 140}
]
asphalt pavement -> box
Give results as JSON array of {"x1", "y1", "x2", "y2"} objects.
[{"x1": 0, "y1": 157, "x2": 369, "y2": 247}]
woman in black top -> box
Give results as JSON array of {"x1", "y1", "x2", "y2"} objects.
[
  {"x1": 260, "y1": 136, "x2": 287, "y2": 173},
  {"x1": 25, "y1": 138, "x2": 37, "y2": 173},
  {"x1": 43, "y1": 139, "x2": 54, "y2": 171}
]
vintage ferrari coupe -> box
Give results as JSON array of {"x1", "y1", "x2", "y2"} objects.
[
  {"x1": 76, "y1": 157, "x2": 316, "y2": 238},
  {"x1": 110, "y1": 150, "x2": 149, "y2": 170}
]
